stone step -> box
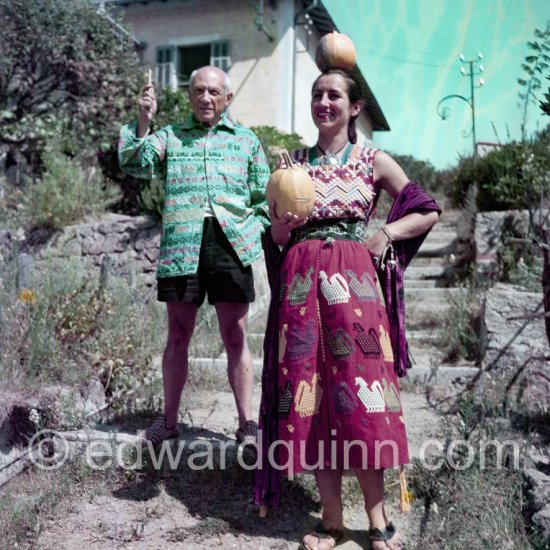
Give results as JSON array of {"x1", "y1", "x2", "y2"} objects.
[
  {"x1": 406, "y1": 299, "x2": 454, "y2": 330},
  {"x1": 405, "y1": 279, "x2": 442, "y2": 289},
  {"x1": 416, "y1": 231, "x2": 458, "y2": 257},
  {"x1": 407, "y1": 341, "x2": 450, "y2": 361},
  {"x1": 407, "y1": 328, "x2": 440, "y2": 345},
  {"x1": 409, "y1": 255, "x2": 450, "y2": 266},
  {"x1": 405, "y1": 263, "x2": 455, "y2": 280},
  {"x1": 425, "y1": 232, "x2": 457, "y2": 244},
  {"x1": 405, "y1": 286, "x2": 465, "y2": 302}
]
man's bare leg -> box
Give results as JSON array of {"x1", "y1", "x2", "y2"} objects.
[
  {"x1": 162, "y1": 302, "x2": 198, "y2": 427},
  {"x1": 215, "y1": 302, "x2": 253, "y2": 429}
]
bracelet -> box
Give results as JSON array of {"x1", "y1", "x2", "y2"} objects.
[{"x1": 380, "y1": 225, "x2": 396, "y2": 242}]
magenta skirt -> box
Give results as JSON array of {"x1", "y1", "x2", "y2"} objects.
[{"x1": 273, "y1": 238, "x2": 409, "y2": 475}]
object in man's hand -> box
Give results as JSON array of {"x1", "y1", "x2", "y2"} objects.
[
  {"x1": 148, "y1": 68, "x2": 152, "y2": 85},
  {"x1": 315, "y1": 31, "x2": 357, "y2": 72},
  {"x1": 266, "y1": 150, "x2": 315, "y2": 220}
]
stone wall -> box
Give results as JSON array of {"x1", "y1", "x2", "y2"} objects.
[
  {"x1": 475, "y1": 209, "x2": 548, "y2": 280},
  {"x1": 20, "y1": 213, "x2": 271, "y2": 320},
  {"x1": 36, "y1": 213, "x2": 161, "y2": 286}
]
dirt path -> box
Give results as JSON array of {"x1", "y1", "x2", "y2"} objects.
[{"x1": 32, "y1": 385, "x2": 441, "y2": 549}]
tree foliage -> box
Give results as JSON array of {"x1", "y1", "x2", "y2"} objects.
[
  {"x1": 0, "y1": 0, "x2": 143, "y2": 169},
  {"x1": 541, "y1": 75, "x2": 550, "y2": 116},
  {"x1": 385, "y1": 152, "x2": 437, "y2": 192},
  {"x1": 517, "y1": 23, "x2": 550, "y2": 140}
]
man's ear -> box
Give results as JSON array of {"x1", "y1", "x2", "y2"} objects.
[{"x1": 225, "y1": 92, "x2": 234, "y2": 104}]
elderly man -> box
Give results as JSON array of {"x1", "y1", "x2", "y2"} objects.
[{"x1": 118, "y1": 65, "x2": 270, "y2": 445}]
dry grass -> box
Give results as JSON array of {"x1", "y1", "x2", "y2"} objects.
[
  {"x1": 0, "y1": 256, "x2": 165, "y2": 401},
  {"x1": 407, "y1": 393, "x2": 540, "y2": 550},
  {"x1": 0, "y1": 461, "x2": 113, "y2": 548}
]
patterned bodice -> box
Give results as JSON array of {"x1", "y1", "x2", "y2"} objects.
[{"x1": 290, "y1": 146, "x2": 379, "y2": 222}]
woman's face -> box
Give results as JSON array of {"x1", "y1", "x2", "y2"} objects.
[{"x1": 311, "y1": 74, "x2": 362, "y2": 135}]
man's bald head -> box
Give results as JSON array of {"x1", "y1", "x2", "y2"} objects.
[
  {"x1": 190, "y1": 66, "x2": 232, "y2": 93},
  {"x1": 188, "y1": 65, "x2": 233, "y2": 126}
]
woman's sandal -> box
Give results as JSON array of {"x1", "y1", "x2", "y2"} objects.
[
  {"x1": 298, "y1": 521, "x2": 344, "y2": 550},
  {"x1": 368, "y1": 521, "x2": 401, "y2": 548}
]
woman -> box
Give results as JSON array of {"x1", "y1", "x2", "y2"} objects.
[{"x1": 256, "y1": 69, "x2": 440, "y2": 550}]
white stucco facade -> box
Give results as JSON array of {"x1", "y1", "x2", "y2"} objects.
[{"x1": 116, "y1": 0, "x2": 376, "y2": 146}]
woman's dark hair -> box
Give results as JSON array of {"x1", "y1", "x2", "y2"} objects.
[{"x1": 311, "y1": 69, "x2": 363, "y2": 144}]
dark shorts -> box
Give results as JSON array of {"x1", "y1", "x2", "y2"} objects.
[{"x1": 157, "y1": 216, "x2": 255, "y2": 306}]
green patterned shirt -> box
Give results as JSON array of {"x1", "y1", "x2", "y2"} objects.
[{"x1": 118, "y1": 113, "x2": 270, "y2": 279}]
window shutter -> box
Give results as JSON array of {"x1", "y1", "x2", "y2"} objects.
[
  {"x1": 210, "y1": 40, "x2": 231, "y2": 72},
  {"x1": 155, "y1": 45, "x2": 177, "y2": 90}
]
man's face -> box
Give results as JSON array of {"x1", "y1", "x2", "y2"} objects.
[{"x1": 189, "y1": 69, "x2": 232, "y2": 126}]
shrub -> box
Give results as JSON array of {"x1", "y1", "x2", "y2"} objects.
[
  {"x1": 33, "y1": 148, "x2": 120, "y2": 228},
  {"x1": 250, "y1": 125, "x2": 305, "y2": 171},
  {"x1": 0, "y1": 256, "x2": 165, "y2": 395},
  {"x1": 153, "y1": 86, "x2": 192, "y2": 130},
  {"x1": 436, "y1": 282, "x2": 481, "y2": 362},
  {"x1": 448, "y1": 127, "x2": 550, "y2": 211},
  {"x1": 499, "y1": 218, "x2": 544, "y2": 292},
  {"x1": 138, "y1": 177, "x2": 164, "y2": 219}
]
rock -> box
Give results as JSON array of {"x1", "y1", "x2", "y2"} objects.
[
  {"x1": 0, "y1": 229, "x2": 13, "y2": 259},
  {"x1": 526, "y1": 448, "x2": 550, "y2": 473},
  {"x1": 83, "y1": 378, "x2": 107, "y2": 416},
  {"x1": 532, "y1": 506, "x2": 550, "y2": 539},
  {"x1": 524, "y1": 468, "x2": 550, "y2": 511},
  {"x1": 482, "y1": 284, "x2": 549, "y2": 414}
]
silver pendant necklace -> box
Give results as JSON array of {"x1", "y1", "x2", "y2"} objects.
[{"x1": 317, "y1": 141, "x2": 349, "y2": 166}]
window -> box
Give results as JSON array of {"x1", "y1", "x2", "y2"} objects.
[
  {"x1": 177, "y1": 44, "x2": 211, "y2": 85},
  {"x1": 155, "y1": 41, "x2": 231, "y2": 89},
  {"x1": 155, "y1": 46, "x2": 176, "y2": 90}
]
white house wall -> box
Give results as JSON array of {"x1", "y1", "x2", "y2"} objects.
[
  {"x1": 119, "y1": 0, "x2": 373, "y2": 145},
  {"x1": 292, "y1": 17, "x2": 322, "y2": 144},
  {"x1": 120, "y1": 0, "x2": 289, "y2": 131}
]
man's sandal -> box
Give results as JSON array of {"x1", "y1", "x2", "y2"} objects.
[
  {"x1": 235, "y1": 420, "x2": 258, "y2": 444},
  {"x1": 298, "y1": 522, "x2": 344, "y2": 550},
  {"x1": 368, "y1": 521, "x2": 400, "y2": 548},
  {"x1": 142, "y1": 415, "x2": 179, "y2": 447}
]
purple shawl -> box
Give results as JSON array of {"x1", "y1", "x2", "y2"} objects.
[
  {"x1": 255, "y1": 181, "x2": 441, "y2": 508},
  {"x1": 382, "y1": 181, "x2": 442, "y2": 376}
]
